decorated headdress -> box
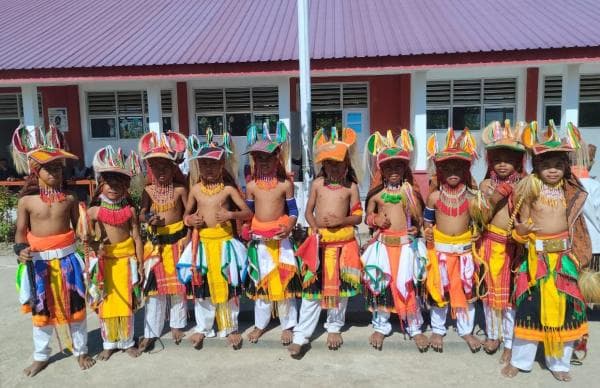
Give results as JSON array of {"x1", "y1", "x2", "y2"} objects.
[
  {"x1": 245, "y1": 121, "x2": 289, "y2": 155},
  {"x1": 522, "y1": 119, "x2": 581, "y2": 155},
  {"x1": 92, "y1": 146, "x2": 141, "y2": 178},
  {"x1": 138, "y1": 131, "x2": 187, "y2": 161},
  {"x1": 313, "y1": 127, "x2": 357, "y2": 164},
  {"x1": 365, "y1": 129, "x2": 414, "y2": 171},
  {"x1": 481, "y1": 120, "x2": 526, "y2": 152},
  {"x1": 11, "y1": 125, "x2": 77, "y2": 174},
  {"x1": 426, "y1": 127, "x2": 478, "y2": 164},
  {"x1": 187, "y1": 128, "x2": 238, "y2": 187}
]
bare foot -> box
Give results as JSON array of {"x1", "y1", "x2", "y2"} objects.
[
  {"x1": 500, "y1": 348, "x2": 512, "y2": 364},
  {"x1": 462, "y1": 334, "x2": 482, "y2": 353},
  {"x1": 138, "y1": 337, "x2": 156, "y2": 353},
  {"x1": 97, "y1": 349, "x2": 116, "y2": 361},
  {"x1": 280, "y1": 329, "x2": 293, "y2": 346},
  {"x1": 369, "y1": 331, "x2": 385, "y2": 350},
  {"x1": 413, "y1": 333, "x2": 430, "y2": 352},
  {"x1": 247, "y1": 327, "x2": 265, "y2": 344},
  {"x1": 189, "y1": 333, "x2": 205, "y2": 350},
  {"x1": 125, "y1": 347, "x2": 141, "y2": 358},
  {"x1": 501, "y1": 364, "x2": 519, "y2": 378},
  {"x1": 551, "y1": 371, "x2": 572, "y2": 382},
  {"x1": 23, "y1": 361, "x2": 49, "y2": 377},
  {"x1": 430, "y1": 333, "x2": 444, "y2": 352},
  {"x1": 483, "y1": 338, "x2": 500, "y2": 354},
  {"x1": 171, "y1": 328, "x2": 185, "y2": 345},
  {"x1": 227, "y1": 332, "x2": 243, "y2": 350},
  {"x1": 288, "y1": 343, "x2": 310, "y2": 359},
  {"x1": 77, "y1": 354, "x2": 96, "y2": 370},
  {"x1": 327, "y1": 333, "x2": 343, "y2": 350}
]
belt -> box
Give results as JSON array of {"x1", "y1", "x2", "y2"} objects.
[
  {"x1": 149, "y1": 226, "x2": 188, "y2": 245},
  {"x1": 32, "y1": 243, "x2": 77, "y2": 261},
  {"x1": 535, "y1": 238, "x2": 570, "y2": 253},
  {"x1": 434, "y1": 242, "x2": 471, "y2": 254},
  {"x1": 252, "y1": 234, "x2": 282, "y2": 242},
  {"x1": 377, "y1": 234, "x2": 410, "y2": 246}
]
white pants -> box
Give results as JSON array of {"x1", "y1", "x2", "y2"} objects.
[
  {"x1": 292, "y1": 298, "x2": 348, "y2": 345},
  {"x1": 510, "y1": 338, "x2": 574, "y2": 372},
  {"x1": 430, "y1": 303, "x2": 475, "y2": 336},
  {"x1": 101, "y1": 316, "x2": 135, "y2": 350},
  {"x1": 193, "y1": 298, "x2": 239, "y2": 337},
  {"x1": 144, "y1": 294, "x2": 187, "y2": 338},
  {"x1": 483, "y1": 304, "x2": 515, "y2": 349},
  {"x1": 254, "y1": 298, "x2": 298, "y2": 331},
  {"x1": 372, "y1": 311, "x2": 422, "y2": 337},
  {"x1": 33, "y1": 321, "x2": 88, "y2": 362}
]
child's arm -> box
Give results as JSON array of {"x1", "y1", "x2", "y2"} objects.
[
  {"x1": 69, "y1": 194, "x2": 79, "y2": 231},
  {"x1": 14, "y1": 198, "x2": 31, "y2": 262},
  {"x1": 304, "y1": 181, "x2": 319, "y2": 232},
  {"x1": 277, "y1": 180, "x2": 298, "y2": 238},
  {"x1": 138, "y1": 189, "x2": 151, "y2": 223},
  {"x1": 216, "y1": 187, "x2": 253, "y2": 222},
  {"x1": 365, "y1": 194, "x2": 389, "y2": 229},
  {"x1": 423, "y1": 191, "x2": 438, "y2": 244},
  {"x1": 345, "y1": 183, "x2": 363, "y2": 227},
  {"x1": 183, "y1": 186, "x2": 204, "y2": 228},
  {"x1": 130, "y1": 208, "x2": 145, "y2": 282}
]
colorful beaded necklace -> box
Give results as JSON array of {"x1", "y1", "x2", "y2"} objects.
[
  {"x1": 490, "y1": 170, "x2": 520, "y2": 187},
  {"x1": 539, "y1": 180, "x2": 566, "y2": 207},
  {"x1": 381, "y1": 183, "x2": 403, "y2": 204},
  {"x1": 437, "y1": 183, "x2": 469, "y2": 217},
  {"x1": 97, "y1": 194, "x2": 132, "y2": 226},
  {"x1": 199, "y1": 180, "x2": 225, "y2": 196},
  {"x1": 39, "y1": 182, "x2": 66, "y2": 205},
  {"x1": 148, "y1": 183, "x2": 176, "y2": 213}
]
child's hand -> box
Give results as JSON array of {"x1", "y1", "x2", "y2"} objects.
[
  {"x1": 323, "y1": 212, "x2": 343, "y2": 228},
  {"x1": 376, "y1": 214, "x2": 391, "y2": 229},
  {"x1": 188, "y1": 214, "x2": 204, "y2": 228},
  {"x1": 515, "y1": 219, "x2": 539, "y2": 236},
  {"x1": 18, "y1": 247, "x2": 32, "y2": 263},
  {"x1": 137, "y1": 266, "x2": 145, "y2": 286},
  {"x1": 215, "y1": 208, "x2": 232, "y2": 223},
  {"x1": 276, "y1": 224, "x2": 291, "y2": 239},
  {"x1": 424, "y1": 227, "x2": 433, "y2": 243},
  {"x1": 147, "y1": 214, "x2": 164, "y2": 226},
  {"x1": 408, "y1": 226, "x2": 418, "y2": 236}
]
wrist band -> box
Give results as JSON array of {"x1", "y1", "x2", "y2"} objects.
[
  {"x1": 285, "y1": 197, "x2": 299, "y2": 218},
  {"x1": 424, "y1": 207, "x2": 436, "y2": 224},
  {"x1": 245, "y1": 198, "x2": 255, "y2": 213},
  {"x1": 13, "y1": 242, "x2": 29, "y2": 256}
]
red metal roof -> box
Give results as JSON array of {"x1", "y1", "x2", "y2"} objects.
[{"x1": 1, "y1": 0, "x2": 600, "y2": 70}]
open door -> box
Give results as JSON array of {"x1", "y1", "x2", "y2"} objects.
[{"x1": 342, "y1": 108, "x2": 369, "y2": 197}]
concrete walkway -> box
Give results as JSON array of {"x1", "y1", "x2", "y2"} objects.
[{"x1": 0, "y1": 254, "x2": 598, "y2": 388}]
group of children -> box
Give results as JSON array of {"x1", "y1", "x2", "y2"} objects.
[{"x1": 11, "y1": 119, "x2": 595, "y2": 382}]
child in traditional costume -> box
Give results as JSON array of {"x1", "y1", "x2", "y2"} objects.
[
  {"x1": 424, "y1": 128, "x2": 482, "y2": 353},
  {"x1": 362, "y1": 129, "x2": 428, "y2": 351},
  {"x1": 244, "y1": 123, "x2": 302, "y2": 345},
  {"x1": 85, "y1": 146, "x2": 144, "y2": 360},
  {"x1": 12, "y1": 125, "x2": 95, "y2": 376},
  {"x1": 177, "y1": 129, "x2": 252, "y2": 350},
  {"x1": 137, "y1": 132, "x2": 190, "y2": 351},
  {"x1": 477, "y1": 120, "x2": 527, "y2": 361},
  {"x1": 288, "y1": 127, "x2": 363, "y2": 358},
  {"x1": 502, "y1": 121, "x2": 591, "y2": 382}
]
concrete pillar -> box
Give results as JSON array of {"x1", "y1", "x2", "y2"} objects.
[
  {"x1": 561, "y1": 64, "x2": 580, "y2": 127},
  {"x1": 147, "y1": 84, "x2": 162, "y2": 134},
  {"x1": 411, "y1": 71, "x2": 427, "y2": 171},
  {"x1": 21, "y1": 85, "x2": 39, "y2": 137}
]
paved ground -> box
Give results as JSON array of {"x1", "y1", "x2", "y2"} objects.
[{"x1": 1, "y1": 254, "x2": 598, "y2": 388}]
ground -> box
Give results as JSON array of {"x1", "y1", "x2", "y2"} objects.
[{"x1": 1, "y1": 254, "x2": 598, "y2": 388}]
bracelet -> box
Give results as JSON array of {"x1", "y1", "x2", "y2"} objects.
[{"x1": 13, "y1": 242, "x2": 29, "y2": 256}]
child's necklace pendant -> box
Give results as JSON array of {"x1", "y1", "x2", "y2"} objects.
[{"x1": 199, "y1": 181, "x2": 225, "y2": 196}]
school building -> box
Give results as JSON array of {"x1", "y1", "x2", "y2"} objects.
[{"x1": 1, "y1": 0, "x2": 600, "y2": 194}]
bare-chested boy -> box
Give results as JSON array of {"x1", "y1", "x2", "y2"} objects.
[
  {"x1": 12, "y1": 126, "x2": 95, "y2": 376},
  {"x1": 177, "y1": 131, "x2": 252, "y2": 350},
  {"x1": 424, "y1": 128, "x2": 481, "y2": 353},
  {"x1": 243, "y1": 123, "x2": 301, "y2": 345},
  {"x1": 362, "y1": 130, "x2": 428, "y2": 351},
  {"x1": 137, "y1": 132, "x2": 189, "y2": 351},
  {"x1": 288, "y1": 127, "x2": 363, "y2": 358},
  {"x1": 85, "y1": 146, "x2": 143, "y2": 360},
  {"x1": 477, "y1": 121, "x2": 526, "y2": 362},
  {"x1": 502, "y1": 122, "x2": 590, "y2": 382}
]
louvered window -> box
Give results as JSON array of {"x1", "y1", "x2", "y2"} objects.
[
  {"x1": 0, "y1": 93, "x2": 43, "y2": 122},
  {"x1": 580, "y1": 75, "x2": 600, "y2": 127},
  {"x1": 426, "y1": 78, "x2": 516, "y2": 130},
  {"x1": 543, "y1": 76, "x2": 562, "y2": 126},
  {"x1": 342, "y1": 83, "x2": 368, "y2": 108},
  {"x1": 88, "y1": 90, "x2": 172, "y2": 139},
  {"x1": 312, "y1": 84, "x2": 341, "y2": 111}
]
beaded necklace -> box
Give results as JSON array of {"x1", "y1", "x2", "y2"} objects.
[
  {"x1": 97, "y1": 194, "x2": 132, "y2": 226},
  {"x1": 381, "y1": 183, "x2": 403, "y2": 204},
  {"x1": 254, "y1": 167, "x2": 279, "y2": 191},
  {"x1": 437, "y1": 183, "x2": 469, "y2": 217},
  {"x1": 539, "y1": 180, "x2": 566, "y2": 207},
  {"x1": 324, "y1": 178, "x2": 344, "y2": 191},
  {"x1": 199, "y1": 180, "x2": 225, "y2": 196},
  {"x1": 39, "y1": 182, "x2": 66, "y2": 205},
  {"x1": 148, "y1": 183, "x2": 176, "y2": 213},
  {"x1": 490, "y1": 170, "x2": 520, "y2": 188}
]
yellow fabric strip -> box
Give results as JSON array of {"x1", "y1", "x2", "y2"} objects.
[
  {"x1": 48, "y1": 259, "x2": 73, "y2": 351},
  {"x1": 100, "y1": 255, "x2": 133, "y2": 319},
  {"x1": 432, "y1": 227, "x2": 471, "y2": 245},
  {"x1": 265, "y1": 240, "x2": 284, "y2": 301},
  {"x1": 103, "y1": 237, "x2": 136, "y2": 258},
  {"x1": 201, "y1": 224, "x2": 233, "y2": 305},
  {"x1": 486, "y1": 223, "x2": 510, "y2": 236},
  {"x1": 320, "y1": 226, "x2": 355, "y2": 243}
]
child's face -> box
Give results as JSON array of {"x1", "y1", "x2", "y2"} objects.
[
  {"x1": 148, "y1": 158, "x2": 174, "y2": 185},
  {"x1": 252, "y1": 151, "x2": 278, "y2": 174},
  {"x1": 197, "y1": 158, "x2": 224, "y2": 182},
  {"x1": 38, "y1": 161, "x2": 63, "y2": 187},
  {"x1": 438, "y1": 160, "x2": 467, "y2": 187},
  {"x1": 322, "y1": 159, "x2": 347, "y2": 181},
  {"x1": 537, "y1": 154, "x2": 566, "y2": 185},
  {"x1": 380, "y1": 159, "x2": 406, "y2": 185},
  {"x1": 489, "y1": 149, "x2": 520, "y2": 178},
  {"x1": 101, "y1": 173, "x2": 130, "y2": 200}
]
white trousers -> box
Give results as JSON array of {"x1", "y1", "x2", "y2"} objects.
[
  {"x1": 430, "y1": 303, "x2": 475, "y2": 336},
  {"x1": 254, "y1": 298, "x2": 298, "y2": 331},
  {"x1": 144, "y1": 295, "x2": 187, "y2": 338},
  {"x1": 483, "y1": 304, "x2": 515, "y2": 349},
  {"x1": 292, "y1": 298, "x2": 348, "y2": 345},
  {"x1": 510, "y1": 338, "x2": 574, "y2": 372},
  {"x1": 33, "y1": 321, "x2": 88, "y2": 362},
  {"x1": 101, "y1": 316, "x2": 135, "y2": 350},
  {"x1": 193, "y1": 298, "x2": 239, "y2": 337},
  {"x1": 372, "y1": 311, "x2": 423, "y2": 337}
]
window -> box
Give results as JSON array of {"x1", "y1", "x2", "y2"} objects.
[
  {"x1": 580, "y1": 75, "x2": 600, "y2": 127},
  {"x1": 194, "y1": 87, "x2": 279, "y2": 136},
  {"x1": 0, "y1": 92, "x2": 43, "y2": 123},
  {"x1": 87, "y1": 90, "x2": 172, "y2": 139},
  {"x1": 309, "y1": 83, "x2": 368, "y2": 131},
  {"x1": 426, "y1": 78, "x2": 517, "y2": 130},
  {"x1": 543, "y1": 76, "x2": 562, "y2": 126}
]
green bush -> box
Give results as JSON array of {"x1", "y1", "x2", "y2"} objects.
[{"x1": 0, "y1": 186, "x2": 18, "y2": 242}]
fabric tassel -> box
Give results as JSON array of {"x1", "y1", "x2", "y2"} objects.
[{"x1": 215, "y1": 302, "x2": 234, "y2": 332}]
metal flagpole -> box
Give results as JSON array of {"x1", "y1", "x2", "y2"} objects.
[{"x1": 297, "y1": 0, "x2": 312, "y2": 225}]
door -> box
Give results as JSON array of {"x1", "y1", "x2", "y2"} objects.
[{"x1": 343, "y1": 108, "x2": 369, "y2": 197}]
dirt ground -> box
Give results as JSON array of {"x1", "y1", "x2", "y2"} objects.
[{"x1": 1, "y1": 254, "x2": 598, "y2": 388}]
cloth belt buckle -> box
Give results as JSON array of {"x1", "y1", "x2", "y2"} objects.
[
  {"x1": 252, "y1": 234, "x2": 280, "y2": 242},
  {"x1": 536, "y1": 238, "x2": 569, "y2": 253},
  {"x1": 434, "y1": 242, "x2": 471, "y2": 254},
  {"x1": 32, "y1": 244, "x2": 76, "y2": 261},
  {"x1": 378, "y1": 235, "x2": 409, "y2": 246}
]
